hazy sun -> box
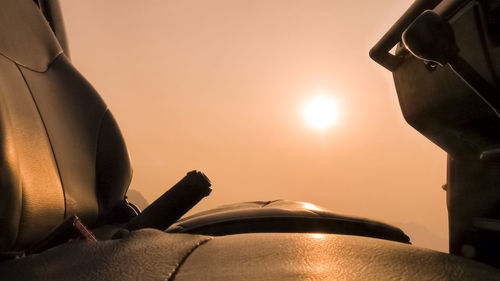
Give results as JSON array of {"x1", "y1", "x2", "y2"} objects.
[{"x1": 304, "y1": 96, "x2": 338, "y2": 130}]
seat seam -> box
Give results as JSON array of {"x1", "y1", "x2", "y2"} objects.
[{"x1": 167, "y1": 237, "x2": 213, "y2": 281}]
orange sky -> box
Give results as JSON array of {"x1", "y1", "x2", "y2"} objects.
[{"x1": 61, "y1": 0, "x2": 448, "y2": 251}]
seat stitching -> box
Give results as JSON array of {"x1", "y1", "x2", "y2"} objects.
[{"x1": 167, "y1": 237, "x2": 213, "y2": 281}]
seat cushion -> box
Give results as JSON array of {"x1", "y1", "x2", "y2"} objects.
[{"x1": 0, "y1": 0, "x2": 132, "y2": 250}]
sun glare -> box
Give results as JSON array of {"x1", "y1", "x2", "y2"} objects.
[
  {"x1": 304, "y1": 96, "x2": 338, "y2": 130},
  {"x1": 302, "y1": 202, "x2": 322, "y2": 211}
]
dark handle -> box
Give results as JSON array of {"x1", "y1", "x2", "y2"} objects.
[
  {"x1": 369, "y1": 0, "x2": 442, "y2": 71},
  {"x1": 125, "y1": 170, "x2": 212, "y2": 231}
]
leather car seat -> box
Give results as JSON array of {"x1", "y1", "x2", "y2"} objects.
[{"x1": 0, "y1": 0, "x2": 132, "y2": 251}]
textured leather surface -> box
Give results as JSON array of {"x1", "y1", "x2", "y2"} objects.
[
  {"x1": 95, "y1": 111, "x2": 133, "y2": 223},
  {"x1": 20, "y1": 55, "x2": 107, "y2": 223},
  {"x1": 19, "y1": 55, "x2": 133, "y2": 224},
  {"x1": 167, "y1": 200, "x2": 410, "y2": 243},
  {"x1": 0, "y1": 0, "x2": 132, "y2": 250},
  {"x1": 0, "y1": 229, "x2": 211, "y2": 281},
  {"x1": 0, "y1": 0, "x2": 62, "y2": 72},
  {"x1": 0, "y1": 230, "x2": 498, "y2": 280},
  {"x1": 0, "y1": 54, "x2": 65, "y2": 250},
  {"x1": 177, "y1": 233, "x2": 500, "y2": 281}
]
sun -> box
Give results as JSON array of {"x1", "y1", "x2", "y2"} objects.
[{"x1": 304, "y1": 96, "x2": 338, "y2": 130}]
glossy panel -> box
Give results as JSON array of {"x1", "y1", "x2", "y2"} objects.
[{"x1": 167, "y1": 200, "x2": 409, "y2": 243}]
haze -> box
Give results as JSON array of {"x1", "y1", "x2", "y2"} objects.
[{"x1": 61, "y1": 0, "x2": 448, "y2": 251}]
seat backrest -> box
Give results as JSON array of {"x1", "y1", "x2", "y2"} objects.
[{"x1": 0, "y1": 0, "x2": 132, "y2": 251}]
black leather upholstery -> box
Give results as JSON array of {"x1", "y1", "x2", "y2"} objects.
[
  {"x1": 0, "y1": 0, "x2": 132, "y2": 251},
  {"x1": 0, "y1": 229, "x2": 499, "y2": 281}
]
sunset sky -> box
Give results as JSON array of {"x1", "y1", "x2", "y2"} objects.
[{"x1": 60, "y1": 0, "x2": 448, "y2": 251}]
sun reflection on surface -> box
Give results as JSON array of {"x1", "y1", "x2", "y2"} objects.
[
  {"x1": 302, "y1": 202, "x2": 322, "y2": 211},
  {"x1": 310, "y1": 233, "x2": 326, "y2": 240}
]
